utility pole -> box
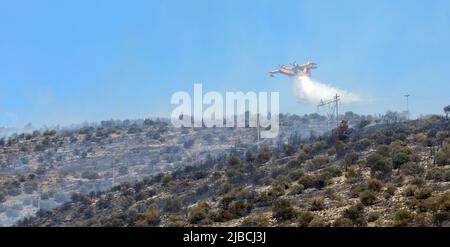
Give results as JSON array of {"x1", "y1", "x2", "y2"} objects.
[
  {"x1": 404, "y1": 94, "x2": 410, "y2": 120},
  {"x1": 317, "y1": 93, "x2": 341, "y2": 128}
]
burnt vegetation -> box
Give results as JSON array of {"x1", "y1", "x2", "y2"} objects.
[{"x1": 0, "y1": 111, "x2": 448, "y2": 227}]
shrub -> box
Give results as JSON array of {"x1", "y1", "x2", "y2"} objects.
[
  {"x1": 229, "y1": 200, "x2": 252, "y2": 218},
  {"x1": 368, "y1": 212, "x2": 381, "y2": 222},
  {"x1": 308, "y1": 217, "x2": 329, "y2": 227},
  {"x1": 272, "y1": 199, "x2": 295, "y2": 222},
  {"x1": 298, "y1": 175, "x2": 315, "y2": 189},
  {"x1": 404, "y1": 186, "x2": 417, "y2": 197},
  {"x1": 189, "y1": 202, "x2": 210, "y2": 224},
  {"x1": 322, "y1": 166, "x2": 342, "y2": 178},
  {"x1": 366, "y1": 154, "x2": 392, "y2": 179},
  {"x1": 288, "y1": 169, "x2": 305, "y2": 181},
  {"x1": 349, "y1": 184, "x2": 367, "y2": 198},
  {"x1": 435, "y1": 144, "x2": 450, "y2": 166},
  {"x1": 392, "y1": 152, "x2": 411, "y2": 169},
  {"x1": 393, "y1": 209, "x2": 414, "y2": 227},
  {"x1": 305, "y1": 156, "x2": 330, "y2": 171},
  {"x1": 228, "y1": 155, "x2": 240, "y2": 166},
  {"x1": 309, "y1": 197, "x2": 325, "y2": 211},
  {"x1": 288, "y1": 184, "x2": 304, "y2": 195},
  {"x1": 354, "y1": 138, "x2": 371, "y2": 151},
  {"x1": 343, "y1": 151, "x2": 359, "y2": 169},
  {"x1": 367, "y1": 179, "x2": 384, "y2": 192},
  {"x1": 240, "y1": 214, "x2": 270, "y2": 227},
  {"x1": 426, "y1": 168, "x2": 450, "y2": 182},
  {"x1": 342, "y1": 203, "x2": 366, "y2": 226},
  {"x1": 136, "y1": 209, "x2": 161, "y2": 227},
  {"x1": 384, "y1": 184, "x2": 396, "y2": 199},
  {"x1": 399, "y1": 162, "x2": 425, "y2": 176},
  {"x1": 297, "y1": 211, "x2": 315, "y2": 227},
  {"x1": 163, "y1": 198, "x2": 182, "y2": 212},
  {"x1": 333, "y1": 217, "x2": 353, "y2": 227},
  {"x1": 414, "y1": 188, "x2": 432, "y2": 200},
  {"x1": 345, "y1": 167, "x2": 362, "y2": 184},
  {"x1": 161, "y1": 173, "x2": 172, "y2": 185},
  {"x1": 359, "y1": 191, "x2": 377, "y2": 206},
  {"x1": 256, "y1": 145, "x2": 272, "y2": 163}
]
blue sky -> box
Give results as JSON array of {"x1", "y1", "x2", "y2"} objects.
[{"x1": 1, "y1": 0, "x2": 449, "y2": 128}]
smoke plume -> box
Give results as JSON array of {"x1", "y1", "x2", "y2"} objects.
[{"x1": 292, "y1": 76, "x2": 361, "y2": 104}]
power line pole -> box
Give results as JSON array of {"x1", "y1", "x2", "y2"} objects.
[
  {"x1": 404, "y1": 94, "x2": 410, "y2": 119},
  {"x1": 317, "y1": 93, "x2": 341, "y2": 128}
]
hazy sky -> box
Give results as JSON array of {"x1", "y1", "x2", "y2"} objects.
[{"x1": 1, "y1": 0, "x2": 449, "y2": 128}]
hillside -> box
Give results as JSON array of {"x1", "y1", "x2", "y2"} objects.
[
  {"x1": 16, "y1": 116, "x2": 450, "y2": 227},
  {"x1": 0, "y1": 113, "x2": 343, "y2": 226}
]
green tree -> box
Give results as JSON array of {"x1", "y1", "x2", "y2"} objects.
[{"x1": 444, "y1": 105, "x2": 450, "y2": 120}]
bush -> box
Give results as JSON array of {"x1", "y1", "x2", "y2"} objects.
[
  {"x1": 359, "y1": 191, "x2": 377, "y2": 206},
  {"x1": 136, "y1": 209, "x2": 161, "y2": 227},
  {"x1": 345, "y1": 167, "x2": 362, "y2": 184},
  {"x1": 298, "y1": 175, "x2": 315, "y2": 189},
  {"x1": 308, "y1": 217, "x2": 329, "y2": 227},
  {"x1": 322, "y1": 166, "x2": 342, "y2": 178},
  {"x1": 393, "y1": 209, "x2": 414, "y2": 227},
  {"x1": 435, "y1": 144, "x2": 450, "y2": 166},
  {"x1": 392, "y1": 152, "x2": 411, "y2": 169},
  {"x1": 272, "y1": 199, "x2": 295, "y2": 222},
  {"x1": 342, "y1": 203, "x2": 366, "y2": 226},
  {"x1": 366, "y1": 153, "x2": 392, "y2": 179},
  {"x1": 163, "y1": 198, "x2": 182, "y2": 212},
  {"x1": 333, "y1": 217, "x2": 353, "y2": 227},
  {"x1": 256, "y1": 145, "x2": 272, "y2": 163},
  {"x1": 342, "y1": 151, "x2": 359, "y2": 169},
  {"x1": 354, "y1": 138, "x2": 371, "y2": 151},
  {"x1": 240, "y1": 214, "x2": 270, "y2": 227},
  {"x1": 305, "y1": 156, "x2": 330, "y2": 171},
  {"x1": 229, "y1": 200, "x2": 252, "y2": 218},
  {"x1": 367, "y1": 179, "x2": 384, "y2": 192},
  {"x1": 384, "y1": 184, "x2": 396, "y2": 199},
  {"x1": 399, "y1": 162, "x2": 425, "y2": 176},
  {"x1": 189, "y1": 202, "x2": 210, "y2": 224},
  {"x1": 414, "y1": 188, "x2": 432, "y2": 200},
  {"x1": 297, "y1": 211, "x2": 315, "y2": 227},
  {"x1": 426, "y1": 168, "x2": 450, "y2": 182},
  {"x1": 349, "y1": 184, "x2": 367, "y2": 198},
  {"x1": 309, "y1": 198, "x2": 325, "y2": 211},
  {"x1": 288, "y1": 169, "x2": 305, "y2": 181},
  {"x1": 404, "y1": 186, "x2": 418, "y2": 197},
  {"x1": 368, "y1": 212, "x2": 380, "y2": 222},
  {"x1": 288, "y1": 184, "x2": 304, "y2": 195},
  {"x1": 228, "y1": 155, "x2": 240, "y2": 166}
]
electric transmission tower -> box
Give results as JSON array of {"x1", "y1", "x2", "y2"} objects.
[
  {"x1": 404, "y1": 94, "x2": 410, "y2": 120},
  {"x1": 317, "y1": 94, "x2": 341, "y2": 129}
]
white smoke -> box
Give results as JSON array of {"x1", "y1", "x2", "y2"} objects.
[{"x1": 292, "y1": 76, "x2": 361, "y2": 104}]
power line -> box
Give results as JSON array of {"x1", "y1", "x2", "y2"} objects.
[{"x1": 317, "y1": 94, "x2": 341, "y2": 129}]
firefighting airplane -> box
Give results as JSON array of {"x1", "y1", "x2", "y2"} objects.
[{"x1": 269, "y1": 61, "x2": 317, "y2": 77}]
